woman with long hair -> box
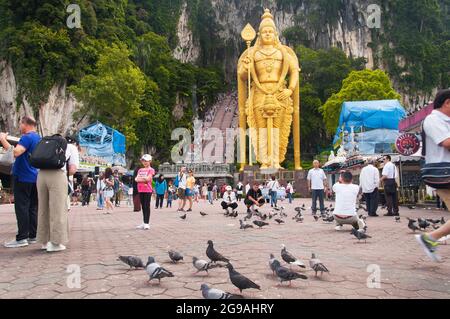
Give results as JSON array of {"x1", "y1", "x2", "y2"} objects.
[
  {"x1": 185, "y1": 170, "x2": 196, "y2": 212},
  {"x1": 103, "y1": 168, "x2": 115, "y2": 214},
  {"x1": 96, "y1": 172, "x2": 105, "y2": 210}
]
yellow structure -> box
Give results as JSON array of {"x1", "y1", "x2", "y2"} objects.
[{"x1": 238, "y1": 9, "x2": 301, "y2": 171}]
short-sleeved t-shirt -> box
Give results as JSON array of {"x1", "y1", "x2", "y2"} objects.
[
  {"x1": 307, "y1": 168, "x2": 326, "y2": 190},
  {"x1": 332, "y1": 183, "x2": 360, "y2": 216},
  {"x1": 381, "y1": 161, "x2": 397, "y2": 179},
  {"x1": 13, "y1": 131, "x2": 41, "y2": 183},
  {"x1": 137, "y1": 167, "x2": 155, "y2": 193},
  {"x1": 62, "y1": 144, "x2": 80, "y2": 172},
  {"x1": 246, "y1": 188, "x2": 262, "y2": 200},
  {"x1": 186, "y1": 176, "x2": 196, "y2": 189},
  {"x1": 423, "y1": 110, "x2": 450, "y2": 164}
]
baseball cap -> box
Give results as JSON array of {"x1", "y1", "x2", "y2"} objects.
[
  {"x1": 226, "y1": 186, "x2": 232, "y2": 191},
  {"x1": 141, "y1": 154, "x2": 152, "y2": 161}
]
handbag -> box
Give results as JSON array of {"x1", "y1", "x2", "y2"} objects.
[
  {"x1": 0, "y1": 146, "x2": 14, "y2": 174},
  {"x1": 421, "y1": 163, "x2": 450, "y2": 189},
  {"x1": 420, "y1": 123, "x2": 450, "y2": 189}
]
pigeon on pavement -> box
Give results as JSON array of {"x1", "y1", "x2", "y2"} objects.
[
  {"x1": 239, "y1": 219, "x2": 254, "y2": 230},
  {"x1": 418, "y1": 218, "x2": 431, "y2": 230},
  {"x1": 281, "y1": 244, "x2": 306, "y2": 268},
  {"x1": 226, "y1": 263, "x2": 261, "y2": 294},
  {"x1": 145, "y1": 257, "x2": 174, "y2": 284},
  {"x1": 206, "y1": 240, "x2": 230, "y2": 263},
  {"x1": 269, "y1": 253, "x2": 279, "y2": 275},
  {"x1": 274, "y1": 218, "x2": 285, "y2": 225},
  {"x1": 253, "y1": 220, "x2": 269, "y2": 229},
  {"x1": 168, "y1": 250, "x2": 184, "y2": 263},
  {"x1": 200, "y1": 284, "x2": 243, "y2": 299},
  {"x1": 350, "y1": 228, "x2": 372, "y2": 243},
  {"x1": 309, "y1": 253, "x2": 329, "y2": 277},
  {"x1": 192, "y1": 257, "x2": 223, "y2": 274},
  {"x1": 395, "y1": 216, "x2": 401, "y2": 223},
  {"x1": 273, "y1": 260, "x2": 308, "y2": 285},
  {"x1": 180, "y1": 214, "x2": 187, "y2": 220},
  {"x1": 200, "y1": 211, "x2": 208, "y2": 217},
  {"x1": 407, "y1": 218, "x2": 420, "y2": 233},
  {"x1": 117, "y1": 256, "x2": 145, "y2": 269}
]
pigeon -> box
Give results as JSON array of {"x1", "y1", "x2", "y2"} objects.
[
  {"x1": 226, "y1": 263, "x2": 261, "y2": 293},
  {"x1": 269, "y1": 211, "x2": 278, "y2": 219},
  {"x1": 192, "y1": 257, "x2": 223, "y2": 274},
  {"x1": 228, "y1": 211, "x2": 238, "y2": 218},
  {"x1": 180, "y1": 214, "x2": 187, "y2": 220},
  {"x1": 168, "y1": 250, "x2": 184, "y2": 263},
  {"x1": 323, "y1": 215, "x2": 335, "y2": 223},
  {"x1": 200, "y1": 211, "x2": 208, "y2": 217},
  {"x1": 206, "y1": 240, "x2": 230, "y2": 263},
  {"x1": 294, "y1": 216, "x2": 304, "y2": 223},
  {"x1": 407, "y1": 218, "x2": 420, "y2": 232},
  {"x1": 441, "y1": 217, "x2": 446, "y2": 225},
  {"x1": 145, "y1": 257, "x2": 174, "y2": 284},
  {"x1": 309, "y1": 253, "x2": 329, "y2": 277},
  {"x1": 357, "y1": 204, "x2": 367, "y2": 212},
  {"x1": 281, "y1": 244, "x2": 306, "y2": 268},
  {"x1": 274, "y1": 218, "x2": 285, "y2": 225},
  {"x1": 351, "y1": 228, "x2": 372, "y2": 243},
  {"x1": 117, "y1": 256, "x2": 145, "y2": 269},
  {"x1": 269, "y1": 253, "x2": 279, "y2": 275},
  {"x1": 244, "y1": 211, "x2": 253, "y2": 221},
  {"x1": 313, "y1": 215, "x2": 320, "y2": 222},
  {"x1": 239, "y1": 219, "x2": 254, "y2": 230},
  {"x1": 273, "y1": 260, "x2": 308, "y2": 285},
  {"x1": 395, "y1": 216, "x2": 401, "y2": 223},
  {"x1": 426, "y1": 218, "x2": 441, "y2": 224},
  {"x1": 359, "y1": 214, "x2": 367, "y2": 221},
  {"x1": 407, "y1": 205, "x2": 416, "y2": 210},
  {"x1": 200, "y1": 284, "x2": 244, "y2": 299},
  {"x1": 418, "y1": 218, "x2": 431, "y2": 230},
  {"x1": 259, "y1": 213, "x2": 268, "y2": 221},
  {"x1": 253, "y1": 220, "x2": 269, "y2": 229},
  {"x1": 294, "y1": 205, "x2": 305, "y2": 213}
]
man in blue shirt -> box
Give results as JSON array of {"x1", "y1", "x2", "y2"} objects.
[{"x1": 0, "y1": 116, "x2": 41, "y2": 248}]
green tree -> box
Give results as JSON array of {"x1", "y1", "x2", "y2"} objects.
[
  {"x1": 70, "y1": 43, "x2": 147, "y2": 145},
  {"x1": 321, "y1": 69, "x2": 401, "y2": 134}
]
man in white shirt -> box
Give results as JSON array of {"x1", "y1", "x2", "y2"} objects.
[
  {"x1": 416, "y1": 89, "x2": 450, "y2": 262},
  {"x1": 380, "y1": 155, "x2": 399, "y2": 217},
  {"x1": 333, "y1": 171, "x2": 366, "y2": 231},
  {"x1": 307, "y1": 160, "x2": 327, "y2": 215},
  {"x1": 359, "y1": 159, "x2": 380, "y2": 217},
  {"x1": 221, "y1": 186, "x2": 238, "y2": 214},
  {"x1": 245, "y1": 182, "x2": 251, "y2": 195}
]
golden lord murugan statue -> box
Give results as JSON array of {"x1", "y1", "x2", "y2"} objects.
[{"x1": 238, "y1": 9, "x2": 301, "y2": 170}]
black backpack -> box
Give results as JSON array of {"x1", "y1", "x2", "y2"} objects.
[{"x1": 30, "y1": 134, "x2": 68, "y2": 169}]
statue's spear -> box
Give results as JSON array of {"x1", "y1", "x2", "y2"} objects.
[{"x1": 241, "y1": 23, "x2": 257, "y2": 166}]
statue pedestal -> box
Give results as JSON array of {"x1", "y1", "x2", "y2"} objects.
[{"x1": 238, "y1": 166, "x2": 309, "y2": 197}]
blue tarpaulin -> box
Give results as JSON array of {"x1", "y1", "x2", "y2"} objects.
[
  {"x1": 78, "y1": 122, "x2": 126, "y2": 166},
  {"x1": 333, "y1": 100, "x2": 406, "y2": 145}
]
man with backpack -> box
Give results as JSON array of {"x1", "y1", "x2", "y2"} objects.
[
  {"x1": 1, "y1": 116, "x2": 41, "y2": 248},
  {"x1": 416, "y1": 89, "x2": 450, "y2": 262},
  {"x1": 31, "y1": 134, "x2": 79, "y2": 252}
]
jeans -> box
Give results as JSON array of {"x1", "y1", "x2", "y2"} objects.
[
  {"x1": 13, "y1": 177, "x2": 38, "y2": 241},
  {"x1": 97, "y1": 192, "x2": 104, "y2": 209},
  {"x1": 363, "y1": 189, "x2": 379, "y2": 216},
  {"x1": 311, "y1": 189, "x2": 325, "y2": 214},
  {"x1": 155, "y1": 194, "x2": 164, "y2": 208},
  {"x1": 140, "y1": 193, "x2": 151, "y2": 224},
  {"x1": 221, "y1": 202, "x2": 238, "y2": 210},
  {"x1": 207, "y1": 191, "x2": 213, "y2": 204},
  {"x1": 287, "y1": 193, "x2": 293, "y2": 204},
  {"x1": 270, "y1": 191, "x2": 278, "y2": 207}
]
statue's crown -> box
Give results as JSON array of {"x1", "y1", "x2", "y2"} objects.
[{"x1": 259, "y1": 9, "x2": 276, "y2": 31}]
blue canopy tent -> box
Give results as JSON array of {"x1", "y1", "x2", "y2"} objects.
[
  {"x1": 78, "y1": 122, "x2": 126, "y2": 166},
  {"x1": 333, "y1": 100, "x2": 407, "y2": 154}
]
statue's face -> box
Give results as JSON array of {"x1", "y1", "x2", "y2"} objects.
[{"x1": 260, "y1": 26, "x2": 276, "y2": 45}]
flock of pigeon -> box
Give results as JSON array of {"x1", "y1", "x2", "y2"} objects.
[
  {"x1": 117, "y1": 239, "x2": 329, "y2": 299},
  {"x1": 116, "y1": 202, "x2": 447, "y2": 299}
]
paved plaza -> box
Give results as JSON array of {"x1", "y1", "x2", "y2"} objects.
[{"x1": 0, "y1": 199, "x2": 449, "y2": 299}]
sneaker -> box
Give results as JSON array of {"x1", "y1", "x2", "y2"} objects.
[
  {"x1": 335, "y1": 225, "x2": 344, "y2": 231},
  {"x1": 46, "y1": 243, "x2": 66, "y2": 252},
  {"x1": 136, "y1": 224, "x2": 145, "y2": 230},
  {"x1": 41, "y1": 242, "x2": 50, "y2": 250},
  {"x1": 4, "y1": 239, "x2": 29, "y2": 248},
  {"x1": 187, "y1": 208, "x2": 192, "y2": 212},
  {"x1": 28, "y1": 238, "x2": 37, "y2": 244},
  {"x1": 143, "y1": 224, "x2": 150, "y2": 230},
  {"x1": 415, "y1": 234, "x2": 442, "y2": 262}
]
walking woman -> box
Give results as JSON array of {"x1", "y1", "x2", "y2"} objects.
[
  {"x1": 135, "y1": 154, "x2": 155, "y2": 230},
  {"x1": 103, "y1": 168, "x2": 115, "y2": 214},
  {"x1": 186, "y1": 170, "x2": 196, "y2": 212},
  {"x1": 96, "y1": 172, "x2": 105, "y2": 210},
  {"x1": 155, "y1": 174, "x2": 167, "y2": 209}
]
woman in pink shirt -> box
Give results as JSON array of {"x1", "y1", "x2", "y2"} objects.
[{"x1": 134, "y1": 154, "x2": 155, "y2": 230}]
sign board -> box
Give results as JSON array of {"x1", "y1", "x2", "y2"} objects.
[{"x1": 395, "y1": 133, "x2": 420, "y2": 156}]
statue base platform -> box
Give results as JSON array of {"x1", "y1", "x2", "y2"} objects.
[{"x1": 238, "y1": 166, "x2": 309, "y2": 197}]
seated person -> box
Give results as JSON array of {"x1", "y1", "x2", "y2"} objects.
[
  {"x1": 332, "y1": 171, "x2": 366, "y2": 231},
  {"x1": 244, "y1": 182, "x2": 265, "y2": 213},
  {"x1": 221, "y1": 186, "x2": 238, "y2": 213}
]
